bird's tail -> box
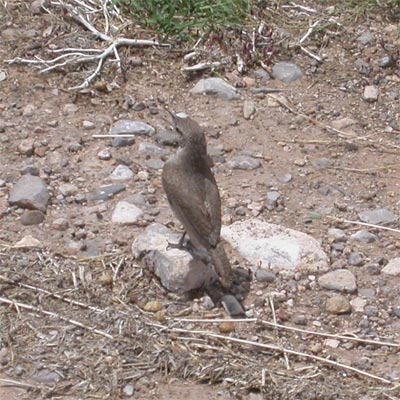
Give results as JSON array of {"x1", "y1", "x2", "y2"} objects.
[{"x1": 209, "y1": 242, "x2": 233, "y2": 289}]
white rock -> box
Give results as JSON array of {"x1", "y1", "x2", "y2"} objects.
[
  {"x1": 324, "y1": 339, "x2": 340, "y2": 349},
  {"x1": 351, "y1": 297, "x2": 367, "y2": 312},
  {"x1": 111, "y1": 201, "x2": 143, "y2": 225},
  {"x1": 14, "y1": 235, "x2": 42, "y2": 249},
  {"x1": 382, "y1": 258, "x2": 400, "y2": 276},
  {"x1": 191, "y1": 77, "x2": 239, "y2": 100},
  {"x1": 221, "y1": 219, "x2": 328, "y2": 272},
  {"x1": 363, "y1": 85, "x2": 379, "y2": 103},
  {"x1": 110, "y1": 165, "x2": 134, "y2": 181}
]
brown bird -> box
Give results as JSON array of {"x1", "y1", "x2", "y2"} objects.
[{"x1": 162, "y1": 112, "x2": 233, "y2": 289}]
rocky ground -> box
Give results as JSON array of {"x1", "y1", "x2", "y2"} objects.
[{"x1": 1, "y1": 1, "x2": 400, "y2": 399}]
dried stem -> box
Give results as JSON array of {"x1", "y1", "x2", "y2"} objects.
[
  {"x1": 149, "y1": 322, "x2": 393, "y2": 384},
  {"x1": 0, "y1": 296, "x2": 113, "y2": 339}
]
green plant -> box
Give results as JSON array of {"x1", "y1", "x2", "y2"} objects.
[{"x1": 114, "y1": 0, "x2": 251, "y2": 38}]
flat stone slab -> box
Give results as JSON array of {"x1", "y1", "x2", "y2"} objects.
[
  {"x1": 221, "y1": 219, "x2": 328, "y2": 272},
  {"x1": 318, "y1": 269, "x2": 357, "y2": 293},
  {"x1": 358, "y1": 208, "x2": 398, "y2": 225},
  {"x1": 110, "y1": 120, "x2": 155, "y2": 136}
]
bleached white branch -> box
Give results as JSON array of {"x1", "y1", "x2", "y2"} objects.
[{"x1": 6, "y1": 0, "x2": 169, "y2": 90}]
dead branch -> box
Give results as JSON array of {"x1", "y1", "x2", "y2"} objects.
[{"x1": 5, "y1": 0, "x2": 169, "y2": 90}]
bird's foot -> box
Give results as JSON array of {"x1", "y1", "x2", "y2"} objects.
[
  {"x1": 166, "y1": 240, "x2": 185, "y2": 250},
  {"x1": 166, "y1": 231, "x2": 188, "y2": 250}
]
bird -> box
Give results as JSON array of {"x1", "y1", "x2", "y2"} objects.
[{"x1": 162, "y1": 111, "x2": 233, "y2": 289}]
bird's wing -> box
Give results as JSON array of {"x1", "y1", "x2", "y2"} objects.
[
  {"x1": 203, "y1": 174, "x2": 222, "y2": 246},
  {"x1": 162, "y1": 163, "x2": 221, "y2": 249}
]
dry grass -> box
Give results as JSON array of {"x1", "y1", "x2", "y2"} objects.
[{"x1": 1, "y1": 248, "x2": 399, "y2": 399}]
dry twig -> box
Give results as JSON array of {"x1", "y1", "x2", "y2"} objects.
[
  {"x1": 148, "y1": 322, "x2": 393, "y2": 384},
  {"x1": 5, "y1": 0, "x2": 169, "y2": 90},
  {"x1": 0, "y1": 296, "x2": 113, "y2": 339}
]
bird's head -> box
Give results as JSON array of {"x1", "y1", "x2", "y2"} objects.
[{"x1": 168, "y1": 111, "x2": 207, "y2": 151}]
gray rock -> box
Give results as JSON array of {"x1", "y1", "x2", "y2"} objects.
[
  {"x1": 243, "y1": 100, "x2": 256, "y2": 120},
  {"x1": 358, "y1": 288, "x2": 375, "y2": 299},
  {"x1": 366, "y1": 263, "x2": 380, "y2": 275},
  {"x1": 382, "y1": 258, "x2": 400, "y2": 276},
  {"x1": 21, "y1": 165, "x2": 39, "y2": 176},
  {"x1": 133, "y1": 102, "x2": 145, "y2": 111},
  {"x1": 355, "y1": 59, "x2": 372, "y2": 76},
  {"x1": 145, "y1": 158, "x2": 164, "y2": 170},
  {"x1": 74, "y1": 193, "x2": 86, "y2": 204},
  {"x1": 364, "y1": 305, "x2": 378, "y2": 317},
  {"x1": 379, "y1": 56, "x2": 393, "y2": 68},
  {"x1": 109, "y1": 165, "x2": 134, "y2": 181},
  {"x1": 228, "y1": 155, "x2": 261, "y2": 170},
  {"x1": 292, "y1": 314, "x2": 307, "y2": 325},
  {"x1": 125, "y1": 193, "x2": 146, "y2": 206},
  {"x1": 363, "y1": 85, "x2": 379, "y2": 103},
  {"x1": 18, "y1": 139, "x2": 34, "y2": 156},
  {"x1": 154, "y1": 130, "x2": 180, "y2": 146},
  {"x1": 59, "y1": 183, "x2": 78, "y2": 197},
  {"x1": 350, "y1": 230, "x2": 378, "y2": 243},
  {"x1": 111, "y1": 201, "x2": 143, "y2": 225},
  {"x1": 111, "y1": 137, "x2": 135, "y2": 148},
  {"x1": 63, "y1": 103, "x2": 78, "y2": 115},
  {"x1": 53, "y1": 218, "x2": 69, "y2": 231},
  {"x1": 89, "y1": 184, "x2": 126, "y2": 201},
  {"x1": 132, "y1": 223, "x2": 217, "y2": 293},
  {"x1": 328, "y1": 228, "x2": 347, "y2": 242},
  {"x1": 110, "y1": 120, "x2": 155, "y2": 136},
  {"x1": 348, "y1": 252, "x2": 364, "y2": 266},
  {"x1": 221, "y1": 219, "x2": 328, "y2": 272},
  {"x1": 326, "y1": 295, "x2": 352, "y2": 314},
  {"x1": 277, "y1": 173, "x2": 293, "y2": 183},
  {"x1": 8, "y1": 175, "x2": 49, "y2": 212},
  {"x1": 331, "y1": 117, "x2": 356, "y2": 130},
  {"x1": 221, "y1": 295, "x2": 245, "y2": 317},
  {"x1": 358, "y1": 208, "x2": 398, "y2": 224},
  {"x1": 191, "y1": 77, "x2": 239, "y2": 100},
  {"x1": 68, "y1": 143, "x2": 83, "y2": 153},
  {"x1": 271, "y1": 62, "x2": 303, "y2": 83},
  {"x1": 138, "y1": 142, "x2": 169, "y2": 157},
  {"x1": 357, "y1": 31, "x2": 374, "y2": 45},
  {"x1": 265, "y1": 191, "x2": 280, "y2": 210},
  {"x1": 313, "y1": 158, "x2": 332, "y2": 169},
  {"x1": 31, "y1": 369, "x2": 60, "y2": 384},
  {"x1": 22, "y1": 104, "x2": 35, "y2": 117},
  {"x1": 254, "y1": 69, "x2": 270, "y2": 80},
  {"x1": 318, "y1": 269, "x2": 357, "y2": 293},
  {"x1": 20, "y1": 210, "x2": 45, "y2": 225},
  {"x1": 82, "y1": 120, "x2": 95, "y2": 130},
  {"x1": 255, "y1": 269, "x2": 276, "y2": 283}
]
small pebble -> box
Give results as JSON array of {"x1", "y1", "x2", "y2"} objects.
[{"x1": 98, "y1": 149, "x2": 112, "y2": 160}]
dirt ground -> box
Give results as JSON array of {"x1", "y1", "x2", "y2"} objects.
[{"x1": 1, "y1": 1, "x2": 400, "y2": 399}]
